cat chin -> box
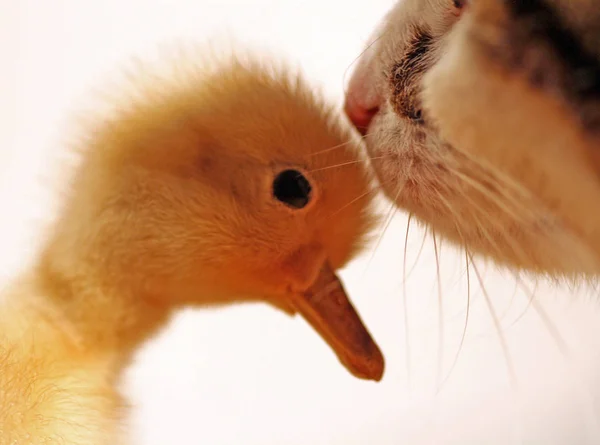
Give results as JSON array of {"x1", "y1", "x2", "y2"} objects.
[{"x1": 365, "y1": 111, "x2": 600, "y2": 277}]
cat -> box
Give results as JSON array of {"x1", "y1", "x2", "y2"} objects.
[{"x1": 345, "y1": 0, "x2": 600, "y2": 278}]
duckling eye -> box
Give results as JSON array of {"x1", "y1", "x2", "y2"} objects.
[{"x1": 273, "y1": 169, "x2": 312, "y2": 209}]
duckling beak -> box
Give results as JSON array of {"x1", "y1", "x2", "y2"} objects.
[{"x1": 290, "y1": 263, "x2": 385, "y2": 382}]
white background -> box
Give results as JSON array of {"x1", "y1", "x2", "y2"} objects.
[{"x1": 3, "y1": 0, "x2": 600, "y2": 444}]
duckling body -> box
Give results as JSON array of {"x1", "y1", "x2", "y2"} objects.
[{"x1": 0, "y1": 50, "x2": 383, "y2": 444}]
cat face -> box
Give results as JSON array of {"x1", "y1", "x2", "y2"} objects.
[{"x1": 346, "y1": 0, "x2": 600, "y2": 276}]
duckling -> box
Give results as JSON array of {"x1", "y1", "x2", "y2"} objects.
[{"x1": 0, "y1": 49, "x2": 383, "y2": 445}]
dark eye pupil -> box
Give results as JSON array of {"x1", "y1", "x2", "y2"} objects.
[{"x1": 273, "y1": 169, "x2": 312, "y2": 209}]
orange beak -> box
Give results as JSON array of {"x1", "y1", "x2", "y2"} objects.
[{"x1": 290, "y1": 263, "x2": 384, "y2": 382}]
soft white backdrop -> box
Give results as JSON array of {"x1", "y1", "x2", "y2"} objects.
[{"x1": 3, "y1": 0, "x2": 600, "y2": 444}]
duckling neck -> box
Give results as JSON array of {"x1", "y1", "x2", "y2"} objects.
[{"x1": 31, "y1": 256, "x2": 175, "y2": 364}]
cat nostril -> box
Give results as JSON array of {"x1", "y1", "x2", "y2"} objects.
[
  {"x1": 344, "y1": 97, "x2": 379, "y2": 136},
  {"x1": 452, "y1": 0, "x2": 467, "y2": 14},
  {"x1": 409, "y1": 109, "x2": 424, "y2": 123}
]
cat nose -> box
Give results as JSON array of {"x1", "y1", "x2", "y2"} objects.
[
  {"x1": 344, "y1": 95, "x2": 379, "y2": 136},
  {"x1": 344, "y1": 43, "x2": 382, "y2": 136}
]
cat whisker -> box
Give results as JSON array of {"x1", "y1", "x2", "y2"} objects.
[
  {"x1": 430, "y1": 192, "x2": 474, "y2": 392},
  {"x1": 402, "y1": 222, "x2": 427, "y2": 285},
  {"x1": 308, "y1": 155, "x2": 387, "y2": 173},
  {"x1": 439, "y1": 156, "x2": 539, "y2": 224},
  {"x1": 327, "y1": 184, "x2": 382, "y2": 219},
  {"x1": 437, "y1": 246, "x2": 471, "y2": 394},
  {"x1": 310, "y1": 135, "x2": 369, "y2": 157},
  {"x1": 448, "y1": 183, "x2": 533, "y2": 268},
  {"x1": 342, "y1": 32, "x2": 387, "y2": 96},
  {"x1": 531, "y1": 298, "x2": 570, "y2": 357},
  {"x1": 446, "y1": 146, "x2": 535, "y2": 207},
  {"x1": 374, "y1": 124, "x2": 538, "y2": 227},
  {"x1": 435, "y1": 152, "x2": 542, "y2": 232},
  {"x1": 451, "y1": 168, "x2": 537, "y2": 225},
  {"x1": 362, "y1": 181, "x2": 405, "y2": 276},
  {"x1": 432, "y1": 185, "x2": 504, "y2": 263},
  {"x1": 470, "y1": 253, "x2": 518, "y2": 390},
  {"x1": 498, "y1": 275, "x2": 521, "y2": 322},
  {"x1": 507, "y1": 275, "x2": 539, "y2": 328},
  {"x1": 433, "y1": 231, "x2": 444, "y2": 393},
  {"x1": 402, "y1": 212, "x2": 413, "y2": 390},
  {"x1": 515, "y1": 276, "x2": 569, "y2": 356}
]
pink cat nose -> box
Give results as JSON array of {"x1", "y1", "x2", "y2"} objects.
[
  {"x1": 344, "y1": 96, "x2": 379, "y2": 136},
  {"x1": 344, "y1": 45, "x2": 382, "y2": 136}
]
